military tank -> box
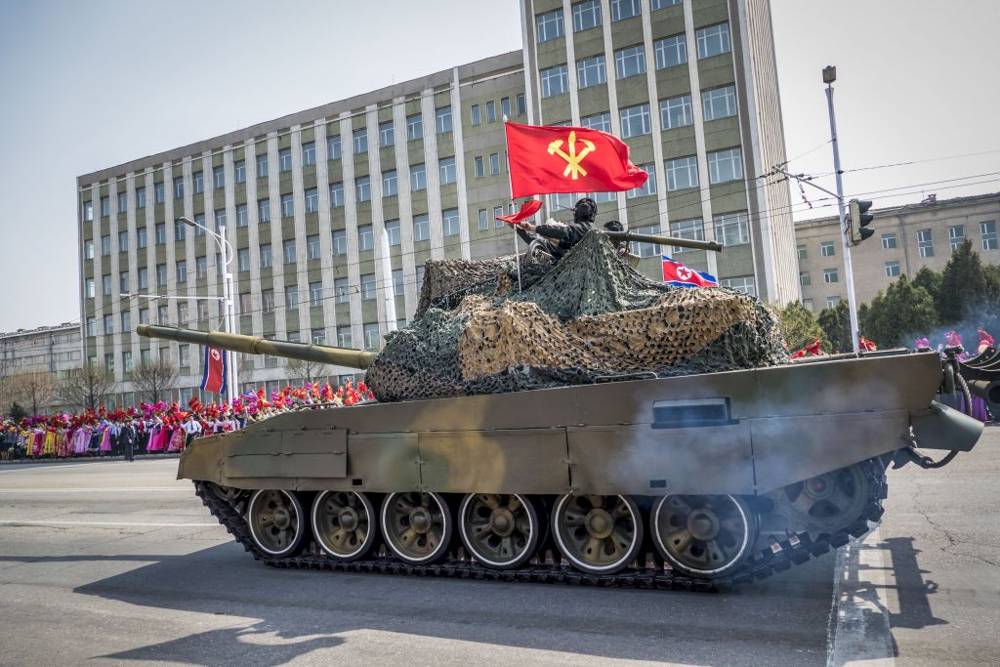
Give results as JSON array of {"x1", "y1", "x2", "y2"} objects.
[{"x1": 138, "y1": 229, "x2": 984, "y2": 589}]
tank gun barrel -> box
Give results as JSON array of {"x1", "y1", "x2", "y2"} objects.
[
  {"x1": 136, "y1": 324, "x2": 375, "y2": 370},
  {"x1": 601, "y1": 230, "x2": 723, "y2": 253}
]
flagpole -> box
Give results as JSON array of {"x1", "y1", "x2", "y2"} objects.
[{"x1": 502, "y1": 116, "x2": 522, "y2": 292}]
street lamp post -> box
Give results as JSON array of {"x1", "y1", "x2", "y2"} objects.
[{"x1": 178, "y1": 216, "x2": 239, "y2": 403}]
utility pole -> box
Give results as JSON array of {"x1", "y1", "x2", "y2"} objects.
[{"x1": 823, "y1": 65, "x2": 860, "y2": 353}]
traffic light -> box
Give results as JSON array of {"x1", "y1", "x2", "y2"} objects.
[{"x1": 849, "y1": 199, "x2": 874, "y2": 244}]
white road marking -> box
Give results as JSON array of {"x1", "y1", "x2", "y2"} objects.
[
  {"x1": 0, "y1": 487, "x2": 190, "y2": 493},
  {"x1": 0, "y1": 520, "x2": 218, "y2": 527},
  {"x1": 0, "y1": 460, "x2": 175, "y2": 473},
  {"x1": 826, "y1": 528, "x2": 895, "y2": 667}
]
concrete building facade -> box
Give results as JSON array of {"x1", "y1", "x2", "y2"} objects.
[
  {"x1": 0, "y1": 322, "x2": 82, "y2": 413},
  {"x1": 795, "y1": 192, "x2": 1000, "y2": 311},
  {"x1": 76, "y1": 0, "x2": 794, "y2": 405}
]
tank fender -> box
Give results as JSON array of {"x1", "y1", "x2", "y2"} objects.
[{"x1": 909, "y1": 400, "x2": 983, "y2": 452}]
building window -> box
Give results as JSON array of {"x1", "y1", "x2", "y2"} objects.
[
  {"x1": 302, "y1": 141, "x2": 316, "y2": 167},
  {"x1": 177, "y1": 302, "x2": 189, "y2": 326},
  {"x1": 236, "y1": 203, "x2": 249, "y2": 227},
  {"x1": 331, "y1": 277, "x2": 348, "y2": 305},
  {"x1": 84, "y1": 239, "x2": 94, "y2": 260},
  {"x1": 100, "y1": 196, "x2": 110, "y2": 216},
  {"x1": 101, "y1": 274, "x2": 112, "y2": 296},
  {"x1": 666, "y1": 155, "x2": 699, "y2": 191},
  {"x1": 493, "y1": 206, "x2": 505, "y2": 229},
  {"x1": 119, "y1": 271, "x2": 129, "y2": 293},
  {"x1": 669, "y1": 218, "x2": 704, "y2": 253},
  {"x1": 154, "y1": 223, "x2": 166, "y2": 245},
  {"x1": 820, "y1": 241, "x2": 835, "y2": 257},
  {"x1": 797, "y1": 244, "x2": 807, "y2": 260},
  {"x1": 800, "y1": 271, "x2": 811, "y2": 286},
  {"x1": 176, "y1": 260, "x2": 187, "y2": 284},
  {"x1": 652, "y1": 0, "x2": 681, "y2": 8},
  {"x1": 171, "y1": 176, "x2": 183, "y2": 200},
  {"x1": 697, "y1": 23, "x2": 731, "y2": 59},
  {"x1": 137, "y1": 267, "x2": 148, "y2": 289},
  {"x1": 948, "y1": 224, "x2": 965, "y2": 251},
  {"x1": 256, "y1": 153, "x2": 269, "y2": 177},
  {"x1": 619, "y1": 103, "x2": 651, "y2": 138},
  {"x1": 86, "y1": 317, "x2": 96, "y2": 336},
  {"x1": 385, "y1": 219, "x2": 401, "y2": 246},
  {"x1": 122, "y1": 349, "x2": 133, "y2": 374},
  {"x1": 330, "y1": 182, "x2": 344, "y2": 208},
  {"x1": 392, "y1": 269, "x2": 404, "y2": 297},
  {"x1": 630, "y1": 225, "x2": 661, "y2": 258},
  {"x1": 153, "y1": 181, "x2": 164, "y2": 204},
  {"x1": 413, "y1": 213, "x2": 430, "y2": 242},
  {"x1": 516, "y1": 93, "x2": 526, "y2": 115},
  {"x1": 361, "y1": 273, "x2": 376, "y2": 301},
  {"x1": 660, "y1": 94, "x2": 693, "y2": 130},
  {"x1": 826, "y1": 296, "x2": 840, "y2": 309},
  {"x1": 197, "y1": 300, "x2": 209, "y2": 322},
  {"x1": 411, "y1": 163, "x2": 427, "y2": 191},
  {"x1": 137, "y1": 227, "x2": 147, "y2": 248},
  {"x1": 279, "y1": 148, "x2": 292, "y2": 172},
  {"x1": 501, "y1": 97, "x2": 511, "y2": 119},
  {"x1": 285, "y1": 285, "x2": 299, "y2": 310},
  {"x1": 982, "y1": 221, "x2": 998, "y2": 250},
  {"x1": 309, "y1": 281, "x2": 323, "y2": 306},
  {"x1": 379, "y1": 120, "x2": 394, "y2": 147},
  {"x1": 196, "y1": 256, "x2": 206, "y2": 279},
  {"x1": 356, "y1": 176, "x2": 371, "y2": 202},
  {"x1": 581, "y1": 111, "x2": 611, "y2": 132},
  {"x1": 135, "y1": 187, "x2": 146, "y2": 209},
  {"x1": 327, "y1": 135, "x2": 342, "y2": 160},
  {"x1": 489, "y1": 153, "x2": 501, "y2": 176},
  {"x1": 654, "y1": 34, "x2": 687, "y2": 70},
  {"x1": 100, "y1": 234, "x2": 111, "y2": 256},
  {"x1": 471, "y1": 104, "x2": 481, "y2": 126},
  {"x1": 213, "y1": 208, "x2": 226, "y2": 231},
  {"x1": 407, "y1": 113, "x2": 423, "y2": 141},
  {"x1": 337, "y1": 326, "x2": 353, "y2": 348},
  {"x1": 234, "y1": 160, "x2": 245, "y2": 183},
  {"x1": 260, "y1": 243, "x2": 272, "y2": 269},
  {"x1": 156, "y1": 263, "x2": 167, "y2": 287},
  {"x1": 536, "y1": 9, "x2": 564, "y2": 42},
  {"x1": 443, "y1": 208, "x2": 460, "y2": 237},
  {"x1": 703, "y1": 85, "x2": 737, "y2": 121},
  {"x1": 281, "y1": 193, "x2": 294, "y2": 218},
  {"x1": 358, "y1": 225, "x2": 374, "y2": 251},
  {"x1": 258, "y1": 198, "x2": 271, "y2": 223},
  {"x1": 304, "y1": 234, "x2": 320, "y2": 260},
  {"x1": 364, "y1": 322, "x2": 381, "y2": 350},
  {"x1": 261, "y1": 289, "x2": 274, "y2": 313},
  {"x1": 157, "y1": 304, "x2": 169, "y2": 325},
  {"x1": 714, "y1": 211, "x2": 750, "y2": 246},
  {"x1": 353, "y1": 128, "x2": 368, "y2": 154},
  {"x1": 478, "y1": 209, "x2": 489, "y2": 231},
  {"x1": 436, "y1": 106, "x2": 453, "y2": 134},
  {"x1": 115, "y1": 230, "x2": 127, "y2": 251},
  {"x1": 721, "y1": 275, "x2": 756, "y2": 297},
  {"x1": 708, "y1": 147, "x2": 743, "y2": 184},
  {"x1": 213, "y1": 166, "x2": 225, "y2": 189},
  {"x1": 823, "y1": 268, "x2": 839, "y2": 283},
  {"x1": 573, "y1": 0, "x2": 601, "y2": 31},
  {"x1": 193, "y1": 171, "x2": 204, "y2": 194},
  {"x1": 103, "y1": 315, "x2": 113, "y2": 335},
  {"x1": 440, "y1": 157, "x2": 457, "y2": 185},
  {"x1": 474, "y1": 156, "x2": 485, "y2": 178},
  {"x1": 611, "y1": 0, "x2": 640, "y2": 21},
  {"x1": 884, "y1": 261, "x2": 901, "y2": 277},
  {"x1": 627, "y1": 164, "x2": 656, "y2": 199},
  {"x1": 115, "y1": 191, "x2": 126, "y2": 213},
  {"x1": 304, "y1": 187, "x2": 318, "y2": 213},
  {"x1": 486, "y1": 100, "x2": 497, "y2": 123},
  {"x1": 333, "y1": 229, "x2": 347, "y2": 255},
  {"x1": 876, "y1": 233, "x2": 895, "y2": 250},
  {"x1": 615, "y1": 44, "x2": 646, "y2": 79},
  {"x1": 577, "y1": 55, "x2": 606, "y2": 89},
  {"x1": 917, "y1": 229, "x2": 934, "y2": 257},
  {"x1": 540, "y1": 64, "x2": 569, "y2": 98},
  {"x1": 283, "y1": 239, "x2": 296, "y2": 264}
]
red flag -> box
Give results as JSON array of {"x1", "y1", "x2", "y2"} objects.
[
  {"x1": 791, "y1": 338, "x2": 824, "y2": 358},
  {"x1": 505, "y1": 121, "x2": 648, "y2": 198},
  {"x1": 495, "y1": 199, "x2": 542, "y2": 226},
  {"x1": 859, "y1": 336, "x2": 877, "y2": 352},
  {"x1": 661, "y1": 255, "x2": 718, "y2": 288},
  {"x1": 201, "y1": 346, "x2": 227, "y2": 395}
]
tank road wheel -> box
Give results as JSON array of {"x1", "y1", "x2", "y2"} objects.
[
  {"x1": 381, "y1": 492, "x2": 452, "y2": 564},
  {"x1": 458, "y1": 494, "x2": 540, "y2": 570},
  {"x1": 652, "y1": 494, "x2": 756, "y2": 578},
  {"x1": 311, "y1": 491, "x2": 377, "y2": 562},
  {"x1": 770, "y1": 463, "x2": 874, "y2": 541},
  {"x1": 552, "y1": 494, "x2": 643, "y2": 574},
  {"x1": 247, "y1": 489, "x2": 308, "y2": 557}
]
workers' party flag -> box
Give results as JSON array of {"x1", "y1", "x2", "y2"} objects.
[
  {"x1": 504, "y1": 121, "x2": 648, "y2": 198},
  {"x1": 661, "y1": 255, "x2": 718, "y2": 288},
  {"x1": 201, "y1": 346, "x2": 227, "y2": 395},
  {"x1": 495, "y1": 199, "x2": 543, "y2": 225}
]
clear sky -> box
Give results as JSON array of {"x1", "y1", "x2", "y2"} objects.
[{"x1": 1, "y1": 0, "x2": 997, "y2": 332}]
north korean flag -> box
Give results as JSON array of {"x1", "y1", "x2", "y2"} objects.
[
  {"x1": 661, "y1": 255, "x2": 719, "y2": 288},
  {"x1": 201, "y1": 346, "x2": 227, "y2": 395}
]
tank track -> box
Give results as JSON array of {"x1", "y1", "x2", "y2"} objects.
[{"x1": 193, "y1": 458, "x2": 887, "y2": 592}]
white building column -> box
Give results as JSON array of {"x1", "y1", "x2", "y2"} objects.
[
  {"x1": 313, "y1": 120, "x2": 338, "y2": 345},
  {"x1": 338, "y1": 113, "x2": 364, "y2": 349},
  {"x1": 364, "y1": 105, "x2": 390, "y2": 334},
  {"x1": 392, "y1": 97, "x2": 418, "y2": 320},
  {"x1": 599, "y1": 0, "x2": 628, "y2": 225},
  {"x1": 265, "y1": 133, "x2": 287, "y2": 340},
  {"x1": 450, "y1": 68, "x2": 472, "y2": 261},
  {"x1": 640, "y1": 1, "x2": 671, "y2": 234},
  {"x1": 421, "y1": 89, "x2": 445, "y2": 260}
]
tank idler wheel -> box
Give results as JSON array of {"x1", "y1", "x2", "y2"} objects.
[
  {"x1": 652, "y1": 494, "x2": 756, "y2": 578},
  {"x1": 312, "y1": 491, "x2": 377, "y2": 562},
  {"x1": 381, "y1": 492, "x2": 452, "y2": 564},
  {"x1": 458, "y1": 493, "x2": 540, "y2": 570},
  {"x1": 552, "y1": 494, "x2": 643, "y2": 574},
  {"x1": 247, "y1": 489, "x2": 308, "y2": 557}
]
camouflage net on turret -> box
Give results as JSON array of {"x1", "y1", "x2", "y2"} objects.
[{"x1": 366, "y1": 232, "x2": 787, "y2": 402}]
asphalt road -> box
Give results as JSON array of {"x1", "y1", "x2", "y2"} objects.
[{"x1": 0, "y1": 429, "x2": 997, "y2": 666}]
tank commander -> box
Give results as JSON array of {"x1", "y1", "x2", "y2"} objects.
[{"x1": 518, "y1": 197, "x2": 597, "y2": 260}]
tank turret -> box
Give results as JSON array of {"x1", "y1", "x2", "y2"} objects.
[{"x1": 136, "y1": 324, "x2": 375, "y2": 370}]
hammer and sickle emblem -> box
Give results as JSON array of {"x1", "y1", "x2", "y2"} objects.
[{"x1": 547, "y1": 131, "x2": 597, "y2": 180}]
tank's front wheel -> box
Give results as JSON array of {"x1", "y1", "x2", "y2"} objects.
[
  {"x1": 381, "y1": 492, "x2": 452, "y2": 564},
  {"x1": 458, "y1": 493, "x2": 539, "y2": 569},
  {"x1": 551, "y1": 494, "x2": 642, "y2": 574},
  {"x1": 247, "y1": 489, "x2": 308, "y2": 557}
]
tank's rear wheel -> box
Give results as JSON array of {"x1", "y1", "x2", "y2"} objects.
[
  {"x1": 458, "y1": 493, "x2": 539, "y2": 569},
  {"x1": 312, "y1": 490, "x2": 377, "y2": 561},
  {"x1": 652, "y1": 494, "x2": 756, "y2": 578},
  {"x1": 247, "y1": 489, "x2": 307, "y2": 557},
  {"x1": 771, "y1": 463, "x2": 871, "y2": 541},
  {"x1": 381, "y1": 492, "x2": 452, "y2": 563},
  {"x1": 552, "y1": 494, "x2": 642, "y2": 574}
]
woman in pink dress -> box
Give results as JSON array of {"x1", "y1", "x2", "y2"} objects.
[
  {"x1": 166, "y1": 426, "x2": 185, "y2": 452},
  {"x1": 99, "y1": 424, "x2": 113, "y2": 454}
]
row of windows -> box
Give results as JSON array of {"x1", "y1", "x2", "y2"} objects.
[
  {"x1": 470, "y1": 94, "x2": 526, "y2": 126},
  {"x1": 798, "y1": 221, "x2": 999, "y2": 262},
  {"x1": 537, "y1": 0, "x2": 682, "y2": 43}
]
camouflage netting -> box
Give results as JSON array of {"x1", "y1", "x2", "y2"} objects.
[{"x1": 366, "y1": 231, "x2": 788, "y2": 402}]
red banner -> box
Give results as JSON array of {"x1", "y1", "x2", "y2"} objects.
[
  {"x1": 201, "y1": 346, "x2": 227, "y2": 395},
  {"x1": 495, "y1": 199, "x2": 542, "y2": 226},
  {"x1": 505, "y1": 121, "x2": 648, "y2": 198}
]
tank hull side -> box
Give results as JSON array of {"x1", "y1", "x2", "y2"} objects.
[{"x1": 179, "y1": 352, "x2": 945, "y2": 495}]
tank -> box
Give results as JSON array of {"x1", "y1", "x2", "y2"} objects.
[{"x1": 137, "y1": 230, "x2": 985, "y2": 589}]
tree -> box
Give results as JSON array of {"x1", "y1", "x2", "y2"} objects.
[
  {"x1": 286, "y1": 358, "x2": 330, "y2": 384},
  {"x1": 131, "y1": 359, "x2": 179, "y2": 403},
  {"x1": 7, "y1": 402, "x2": 26, "y2": 422},
  {"x1": 937, "y1": 240, "x2": 989, "y2": 324},
  {"x1": 57, "y1": 364, "x2": 115, "y2": 411},
  {"x1": 818, "y1": 301, "x2": 851, "y2": 353},
  {"x1": 911, "y1": 266, "x2": 943, "y2": 308},
  {"x1": 8, "y1": 371, "x2": 55, "y2": 416},
  {"x1": 860, "y1": 275, "x2": 937, "y2": 348},
  {"x1": 776, "y1": 302, "x2": 824, "y2": 351}
]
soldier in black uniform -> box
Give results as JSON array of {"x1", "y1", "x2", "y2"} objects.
[{"x1": 518, "y1": 197, "x2": 597, "y2": 260}]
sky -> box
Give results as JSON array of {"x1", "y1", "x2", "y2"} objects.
[{"x1": 0, "y1": 0, "x2": 997, "y2": 332}]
